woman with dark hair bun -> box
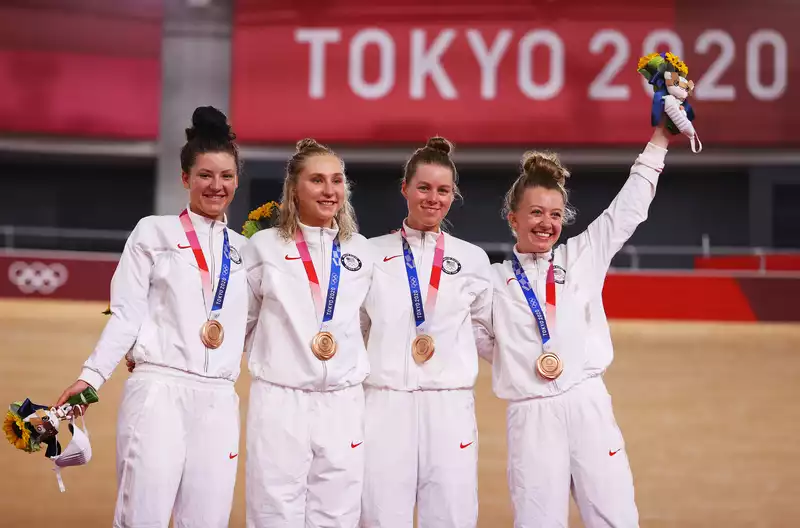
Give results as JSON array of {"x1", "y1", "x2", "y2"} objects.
[{"x1": 55, "y1": 106, "x2": 250, "y2": 528}]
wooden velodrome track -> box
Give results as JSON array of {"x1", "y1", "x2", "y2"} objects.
[{"x1": 1, "y1": 298, "x2": 799, "y2": 527}]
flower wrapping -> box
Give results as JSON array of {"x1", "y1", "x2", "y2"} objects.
[{"x1": 637, "y1": 51, "x2": 696, "y2": 135}]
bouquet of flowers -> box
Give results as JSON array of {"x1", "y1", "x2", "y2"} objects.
[
  {"x1": 4, "y1": 387, "x2": 98, "y2": 458},
  {"x1": 637, "y1": 51, "x2": 702, "y2": 153},
  {"x1": 241, "y1": 200, "x2": 280, "y2": 238}
]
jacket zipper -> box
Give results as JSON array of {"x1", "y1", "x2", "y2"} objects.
[
  {"x1": 320, "y1": 229, "x2": 328, "y2": 390},
  {"x1": 206, "y1": 221, "x2": 215, "y2": 374}
]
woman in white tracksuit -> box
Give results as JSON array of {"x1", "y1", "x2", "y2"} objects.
[
  {"x1": 55, "y1": 106, "x2": 249, "y2": 528},
  {"x1": 242, "y1": 139, "x2": 374, "y2": 528},
  {"x1": 360, "y1": 137, "x2": 494, "y2": 528},
  {"x1": 481, "y1": 121, "x2": 672, "y2": 528}
]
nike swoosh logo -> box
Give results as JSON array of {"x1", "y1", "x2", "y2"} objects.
[
  {"x1": 177, "y1": 244, "x2": 191, "y2": 250},
  {"x1": 383, "y1": 255, "x2": 402, "y2": 262},
  {"x1": 609, "y1": 449, "x2": 621, "y2": 456},
  {"x1": 229, "y1": 453, "x2": 238, "y2": 459},
  {"x1": 506, "y1": 278, "x2": 517, "y2": 285},
  {"x1": 460, "y1": 442, "x2": 473, "y2": 449},
  {"x1": 351, "y1": 442, "x2": 363, "y2": 448},
  {"x1": 285, "y1": 255, "x2": 301, "y2": 260}
]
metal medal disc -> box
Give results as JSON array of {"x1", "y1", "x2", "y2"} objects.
[
  {"x1": 535, "y1": 352, "x2": 563, "y2": 380},
  {"x1": 412, "y1": 334, "x2": 435, "y2": 364},
  {"x1": 311, "y1": 331, "x2": 337, "y2": 361},
  {"x1": 200, "y1": 320, "x2": 224, "y2": 349}
]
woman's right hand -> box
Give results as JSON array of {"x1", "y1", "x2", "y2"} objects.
[
  {"x1": 55, "y1": 380, "x2": 92, "y2": 415},
  {"x1": 125, "y1": 352, "x2": 136, "y2": 373}
]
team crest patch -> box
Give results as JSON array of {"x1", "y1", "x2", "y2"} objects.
[
  {"x1": 442, "y1": 257, "x2": 461, "y2": 275},
  {"x1": 341, "y1": 253, "x2": 362, "y2": 272},
  {"x1": 553, "y1": 265, "x2": 566, "y2": 284},
  {"x1": 228, "y1": 246, "x2": 242, "y2": 265}
]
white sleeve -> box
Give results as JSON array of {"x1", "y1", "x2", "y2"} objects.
[
  {"x1": 470, "y1": 250, "x2": 495, "y2": 364},
  {"x1": 242, "y1": 239, "x2": 264, "y2": 360},
  {"x1": 359, "y1": 305, "x2": 371, "y2": 345},
  {"x1": 360, "y1": 243, "x2": 378, "y2": 344},
  {"x1": 79, "y1": 219, "x2": 154, "y2": 390},
  {"x1": 574, "y1": 142, "x2": 667, "y2": 272}
]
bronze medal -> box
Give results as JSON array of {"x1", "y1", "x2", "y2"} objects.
[
  {"x1": 411, "y1": 334, "x2": 435, "y2": 364},
  {"x1": 535, "y1": 352, "x2": 563, "y2": 380},
  {"x1": 200, "y1": 319, "x2": 224, "y2": 349},
  {"x1": 311, "y1": 331, "x2": 337, "y2": 361}
]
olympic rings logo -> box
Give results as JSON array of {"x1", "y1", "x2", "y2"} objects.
[{"x1": 7, "y1": 261, "x2": 69, "y2": 295}]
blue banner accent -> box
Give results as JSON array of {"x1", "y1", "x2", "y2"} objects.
[
  {"x1": 322, "y1": 237, "x2": 342, "y2": 325},
  {"x1": 511, "y1": 254, "x2": 551, "y2": 345},
  {"x1": 401, "y1": 235, "x2": 426, "y2": 328},
  {"x1": 211, "y1": 229, "x2": 231, "y2": 314}
]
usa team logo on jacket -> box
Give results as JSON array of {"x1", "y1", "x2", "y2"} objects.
[
  {"x1": 228, "y1": 246, "x2": 242, "y2": 265},
  {"x1": 442, "y1": 257, "x2": 461, "y2": 275},
  {"x1": 341, "y1": 253, "x2": 362, "y2": 272},
  {"x1": 553, "y1": 265, "x2": 566, "y2": 284}
]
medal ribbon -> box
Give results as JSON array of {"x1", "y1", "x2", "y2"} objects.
[
  {"x1": 294, "y1": 228, "x2": 342, "y2": 330},
  {"x1": 179, "y1": 209, "x2": 231, "y2": 320},
  {"x1": 511, "y1": 252, "x2": 557, "y2": 348},
  {"x1": 400, "y1": 227, "x2": 445, "y2": 334}
]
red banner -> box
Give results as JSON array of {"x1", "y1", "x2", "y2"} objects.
[
  {"x1": 0, "y1": 251, "x2": 117, "y2": 301},
  {"x1": 1, "y1": 248, "x2": 797, "y2": 322},
  {"x1": 0, "y1": 5, "x2": 161, "y2": 139},
  {"x1": 232, "y1": 1, "x2": 798, "y2": 146}
]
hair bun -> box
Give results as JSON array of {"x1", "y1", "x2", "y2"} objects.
[
  {"x1": 186, "y1": 106, "x2": 234, "y2": 142},
  {"x1": 521, "y1": 150, "x2": 570, "y2": 186},
  {"x1": 296, "y1": 138, "x2": 324, "y2": 153},
  {"x1": 425, "y1": 136, "x2": 453, "y2": 156}
]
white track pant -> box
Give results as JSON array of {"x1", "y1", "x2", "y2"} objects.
[
  {"x1": 246, "y1": 380, "x2": 365, "y2": 528},
  {"x1": 361, "y1": 388, "x2": 478, "y2": 528},
  {"x1": 113, "y1": 364, "x2": 240, "y2": 528},
  {"x1": 507, "y1": 376, "x2": 638, "y2": 528}
]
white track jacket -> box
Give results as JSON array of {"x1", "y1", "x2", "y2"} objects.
[
  {"x1": 485, "y1": 142, "x2": 667, "y2": 401},
  {"x1": 79, "y1": 208, "x2": 250, "y2": 390},
  {"x1": 243, "y1": 223, "x2": 374, "y2": 391},
  {"x1": 362, "y1": 223, "x2": 493, "y2": 391}
]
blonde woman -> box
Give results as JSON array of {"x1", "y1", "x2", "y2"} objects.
[{"x1": 242, "y1": 139, "x2": 375, "y2": 527}]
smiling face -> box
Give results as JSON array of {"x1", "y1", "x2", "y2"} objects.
[
  {"x1": 508, "y1": 185, "x2": 565, "y2": 254},
  {"x1": 294, "y1": 154, "x2": 345, "y2": 228},
  {"x1": 401, "y1": 162, "x2": 456, "y2": 232},
  {"x1": 181, "y1": 151, "x2": 238, "y2": 221}
]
